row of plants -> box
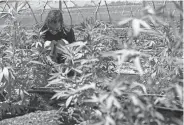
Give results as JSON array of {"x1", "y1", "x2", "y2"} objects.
[
  {"x1": 0, "y1": 1, "x2": 183, "y2": 125},
  {"x1": 44, "y1": 2, "x2": 183, "y2": 125}
]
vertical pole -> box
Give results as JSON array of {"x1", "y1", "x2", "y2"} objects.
[
  {"x1": 59, "y1": 0, "x2": 62, "y2": 11},
  {"x1": 142, "y1": 0, "x2": 146, "y2": 7},
  {"x1": 152, "y1": 1, "x2": 155, "y2": 10}
]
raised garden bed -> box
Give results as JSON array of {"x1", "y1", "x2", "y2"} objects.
[{"x1": 0, "y1": 87, "x2": 182, "y2": 125}]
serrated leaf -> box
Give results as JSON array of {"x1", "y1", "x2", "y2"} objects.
[
  {"x1": 67, "y1": 41, "x2": 87, "y2": 54},
  {"x1": 46, "y1": 56, "x2": 55, "y2": 64},
  {"x1": 17, "y1": 2, "x2": 27, "y2": 13},
  {"x1": 74, "y1": 53, "x2": 83, "y2": 59},
  {"x1": 56, "y1": 45, "x2": 70, "y2": 55},
  {"x1": 106, "y1": 95, "x2": 114, "y2": 109},
  {"x1": 113, "y1": 87, "x2": 122, "y2": 96},
  {"x1": 4, "y1": 50, "x2": 13, "y2": 55},
  {"x1": 148, "y1": 41, "x2": 155, "y2": 48},
  {"x1": 130, "y1": 95, "x2": 144, "y2": 109},
  {"x1": 132, "y1": 19, "x2": 141, "y2": 37},
  {"x1": 66, "y1": 95, "x2": 73, "y2": 108},
  {"x1": 84, "y1": 94, "x2": 99, "y2": 103},
  {"x1": 113, "y1": 97, "x2": 121, "y2": 109},
  {"x1": 47, "y1": 78, "x2": 64, "y2": 87},
  {"x1": 94, "y1": 109, "x2": 102, "y2": 117},
  {"x1": 29, "y1": 60, "x2": 46, "y2": 66},
  {"x1": 51, "y1": 91, "x2": 69, "y2": 100},
  {"x1": 132, "y1": 89, "x2": 143, "y2": 95},
  {"x1": 40, "y1": 29, "x2": 48, "y2": 36},
  {"x1": 3, "y1": 67, "x2": 9, "y2": 81},
  {"x1": 74, "y1": 45, "x2": 85, "y2": 54},
  {"x1": 36, "y1": 42, "x2": 42, "y2": 48},
  {"x1": 76, "y1": 83, "x2": 96, "y2": 92},
  {"x1": 99, "y1": 94, "x2": 109, "y2": 102},
  {"x1": 71, "y1": 68, "x2": 82, "y2": 74},
  {"x1": 79, "y1": 58, "x2": 99, "y2": 65},
  {"x1": 154, "y1": 97, "x2": 165, "y2": 105},
  {"x1": 151, "y1": 72, "x2": 157, "y2": 79},
  {"x1": 131, "y1": 82, "x2": 147, "y2": 94},
  {"x1": 155, "y1": 111, "x2": 164, "y2": 120},
  {"x1": 0, "y1": 82, "x2": 6, "y2": 88},
  {"x1": 106, "y1": 116, "x2": 115, "y2": 125},
  {"x1": 61, "y1": 39, "x2": 69, "y2": 45},
  {"x1": 118, "y1": 17, "x2": 133, "y2": 25},
  {"x1": 47, "y1": 72, "x2": 65, "y2": 81}
]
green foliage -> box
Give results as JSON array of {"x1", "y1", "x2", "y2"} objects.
[
  {"x1": 0, "y1": 1, "x2": 183, "y2": 125},
  {"x1": 0, "y1": 101, "x2": 27, "y2": 119},
  {"x1": 0, "y1": 1, "x2": 52, "y2": 112},
  {"x1": 49, "y1": 2, "x2": 183, "y2": 125}
]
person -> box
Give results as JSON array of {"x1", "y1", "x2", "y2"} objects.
[{"x1": 40, "y1": 9, "x2": 75, "y2": 77}]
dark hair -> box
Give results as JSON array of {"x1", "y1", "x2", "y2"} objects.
[{"x1": 41, "y1": 10, "x2": 64, "y2": 31}]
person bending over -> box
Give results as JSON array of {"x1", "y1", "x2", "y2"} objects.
[{"x1": 40, "y1": 9, "x2": 75, "y2": 77}]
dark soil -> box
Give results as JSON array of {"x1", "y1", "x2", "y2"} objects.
[
  {"x1": 0, "y1": 110, "x2": 61, "y2": 125},
  {"x1": 0, "y1": 88, "x2": 79, "y2": 125}
]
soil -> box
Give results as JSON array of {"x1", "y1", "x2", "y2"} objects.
[
  {"x1": 0, "y1": 110, "x2": 61, "y2": 125},
  {"x1": 0, "y1": 87, "x2": 79, "y2": 125}
]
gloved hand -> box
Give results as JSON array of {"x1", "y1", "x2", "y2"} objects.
[{"x1": 44, "y1": 40, "x2": 57, "y2": 56}]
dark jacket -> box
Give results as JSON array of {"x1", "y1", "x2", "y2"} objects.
[
  {"x1": 40, "y1": 25, "x2": 75, "y2": 43},
  {"x1": 40, "y1": 25, "x2": 75, "y2": 64}
]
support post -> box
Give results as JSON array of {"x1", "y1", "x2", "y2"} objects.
[{"x1": 59, "y1": 0, "x2": 62, "y2": 11}]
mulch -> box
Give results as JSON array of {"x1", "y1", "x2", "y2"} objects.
[{"x1": 0, "y1": 110, "x2": 61, "y2": 125}]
